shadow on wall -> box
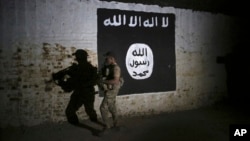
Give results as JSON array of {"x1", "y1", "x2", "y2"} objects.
[
  {"x1": 216, "y1": 18, "x2": 250, "y2": 108},
  {"x1": 216, "y1": 44, "x2": 250, "y2": 108}
]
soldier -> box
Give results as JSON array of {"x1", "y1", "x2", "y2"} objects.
[
  {"x1": 99, "y1": 51, "x2": 122, "y2": 130},
  {"x1": 60, "y1": 49, "x2": 98, "y2": 125}
]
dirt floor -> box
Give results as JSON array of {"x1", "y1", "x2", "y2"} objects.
[{"x1": 1, "y1": 101, "x2": 250, "y2": 141}]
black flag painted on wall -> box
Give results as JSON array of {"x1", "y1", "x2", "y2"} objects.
[{"x1": 97, "y1": 8, "x2": 176, "y2": 95}]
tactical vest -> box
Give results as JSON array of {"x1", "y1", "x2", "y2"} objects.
[{"x1": 105, "y1": 64, "x2": 116, "y2": 80}]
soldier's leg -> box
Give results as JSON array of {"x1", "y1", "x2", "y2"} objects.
[
  {"x1": 108, "y1": 97, "x2": 118, "y2": 127},
  {"x1": 108, "y1": 89, "x2": 119, "y2": 127},
  {"x1": 83, "y1": 94, "x2": 97, "y2": 122},
  {"x1": 65, "y1": 92, "x2": 83, "y2": 125},
  {"x1": 100, "y1": 96, "x2": 110, "y2": 128}
]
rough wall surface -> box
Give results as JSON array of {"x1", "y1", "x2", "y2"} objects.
[{"x1": 0, "y1": 0, "x2": 237, "y2": 127}]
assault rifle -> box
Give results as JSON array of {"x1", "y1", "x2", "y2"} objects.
[{"x1": 52, "y1": 64, "x2": 77, "y2": 92}]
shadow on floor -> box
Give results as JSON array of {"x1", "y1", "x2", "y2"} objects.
[{"x1": 1, "y1": 101, "x2": 250, "y2": 141}]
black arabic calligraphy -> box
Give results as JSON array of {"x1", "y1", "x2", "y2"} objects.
[
  {"x1": 132, "y1": 70, "x2": 149, "y2": 77},
  {"x1": 130, "y1": 60, "x2": 149, "y2": 68},
  {"x1": 132, "y1": 48, "x2": 147, "y2": 56}
]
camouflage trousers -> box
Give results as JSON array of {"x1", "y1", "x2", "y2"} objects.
[{"x1": 100, "y1": 88, "x2": 119, "y2": 128}]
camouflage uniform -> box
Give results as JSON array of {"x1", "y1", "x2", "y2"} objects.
[{"x1": 100, "y1": 64, "x2": 121, "y2": 128}]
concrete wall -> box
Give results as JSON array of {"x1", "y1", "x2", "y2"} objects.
[{"x1": 0, "y1": 0, "x2": 238, "y2": 127}]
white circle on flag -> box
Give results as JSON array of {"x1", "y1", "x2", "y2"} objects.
[{"x1": 126, "y1": 43, "x2": 154, "y2": 80}]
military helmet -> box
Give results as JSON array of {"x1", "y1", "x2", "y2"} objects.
[
  {"x1": 73, "y1": 49, "x2": 88, "y2": 59},
  {"x1": 104, "y1": 51, "x2": 116, "y2": 59}
]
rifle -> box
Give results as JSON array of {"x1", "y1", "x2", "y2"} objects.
[{"x1": 52, "y1": 64, "x2": 77, "y2": 92}]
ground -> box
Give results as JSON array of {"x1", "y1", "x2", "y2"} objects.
[{"x1": 1, "y1": 101, "x2": 250, "y2": 141}]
